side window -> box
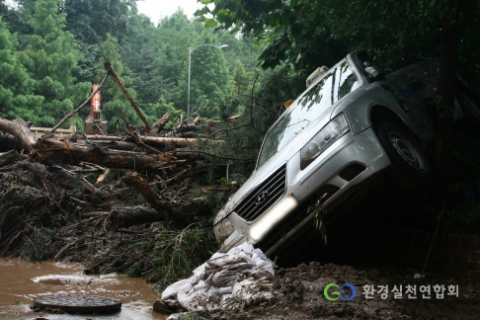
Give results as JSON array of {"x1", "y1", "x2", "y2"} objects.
[{"x1": 336, "y1": 61, "x2": 360, "y2": 101}]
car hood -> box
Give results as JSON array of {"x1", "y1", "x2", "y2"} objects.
[{"x1": 213, "y1": 105, "x2": 337, "y2": 225}]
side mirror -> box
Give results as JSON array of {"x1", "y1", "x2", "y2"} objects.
[{"x1": 365, "y1": 66, "x2": 384, "y2": 81}]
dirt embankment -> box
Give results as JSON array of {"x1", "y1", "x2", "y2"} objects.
[{"x1": 203, "y1": 262, "x2": 480, "y2": 320}]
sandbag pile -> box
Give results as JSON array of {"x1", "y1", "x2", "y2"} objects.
[{"x1": 161, "y1": 242, "x2": 277, "y2": 315}]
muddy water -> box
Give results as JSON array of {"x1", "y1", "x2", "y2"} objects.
[{"x1": 0, "y1": 259, "x2": 167, "y2": 320}]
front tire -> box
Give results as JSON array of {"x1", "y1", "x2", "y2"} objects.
[{"x1": 376, "y1": 122, "x2": 431, "y2": 191}]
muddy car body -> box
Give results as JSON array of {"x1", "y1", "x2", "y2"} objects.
[{"x1": 213, "y1": 50, "x2": 478, "y2": 257}]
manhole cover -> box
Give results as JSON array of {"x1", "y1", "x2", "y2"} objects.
[{"x1": 33, "y1": 294, "x2": 121, "y2": 314}]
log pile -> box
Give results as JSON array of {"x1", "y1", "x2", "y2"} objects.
[{"x1": 0, "y1": 113, "x2": 232, "y2": 230}]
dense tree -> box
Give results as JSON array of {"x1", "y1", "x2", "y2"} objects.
[
  {"x1": 179, "y1": 42, "x2": 232, "y2": 119},
  {"x1": 198, "y1": 0, "x2": 480, "y2": 84},
  {"x1": 16, "y1": 0, "x2": 90, "y2": 127},
  {"x1": 154, "y1": 11, "x2": 198, "y2": 96},
  {"x1": 0, "y1": 17, "x2": 43, "y2": 119},
  {"x1": 121, "y1": 10, "x2": 250, "y2": 119},
  {"x1": 121, "y1": 14, "x2": 179, "y2": 107},
  {"x1": 1, "y1": 1, "x2": 271, "y2": 130},
  {"x1": 231, "y1": 60, "x2": 250, "y2": 96},
  {"x1": 194, "y1": 0, "x2": 342, "y2": 70},
  {"x1": 0, "y1": 0, "x2": 9, "y2": 17},
  {"x1": 60, "y1": 0, "x2": 136, "y2": 44}
]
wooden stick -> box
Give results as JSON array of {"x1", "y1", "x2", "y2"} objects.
[{"x1": 104, "y1": 61, "x2": 152, "y2": 131}]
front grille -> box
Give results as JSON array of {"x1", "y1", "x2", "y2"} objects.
[{"x1": 233, "y1": 165, "x2": 287, "y2": 222}]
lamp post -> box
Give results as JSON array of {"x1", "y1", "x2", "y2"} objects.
[{"x1": 187, "y1": 44, "x2": 228, "y2": 118}]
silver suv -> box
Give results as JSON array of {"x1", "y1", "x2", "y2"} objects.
[{"x1": 213, "y1": 50, "x2": 479, "y2": 257}]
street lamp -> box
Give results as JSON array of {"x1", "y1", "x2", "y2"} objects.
[{"x1": 187, "y1": 44, "x2": 228, "y2": 118}]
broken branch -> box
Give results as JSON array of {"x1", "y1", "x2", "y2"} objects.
[{"x1": 104, "y1": 61, "x2": 152, "y2": 131}]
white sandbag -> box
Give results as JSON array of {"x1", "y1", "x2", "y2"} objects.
[
  {"x1": 232, "y1": 278, "x2": 275, "y2": 306},
  {"x1": 161, "y1": 242, "x2": 275, "y2": 312},
  {"x1": 161, "y1": 278, "x2": 191, "y2": 300}
]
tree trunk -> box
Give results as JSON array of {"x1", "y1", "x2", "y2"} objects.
[
  {"x1": 107, "y1": 206, "x2": 164, "y2": 230},
  {"x1": 0, "y1": 117, "x2": 36, "y2": 151},
  {"x1": 33, "y1": 139, "x2": 182, "y2": 172},
  {"x1": 436, "y1": 0, "x2": 460, "y2": 196}
]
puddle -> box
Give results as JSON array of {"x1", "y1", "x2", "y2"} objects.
[{"x1": 0, "y1": 259, "x2": 167, "y2": 319}]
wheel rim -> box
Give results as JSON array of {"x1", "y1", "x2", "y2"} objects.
[{"x1": 389, "y1": 133, "x2": 425, "y2": 171}]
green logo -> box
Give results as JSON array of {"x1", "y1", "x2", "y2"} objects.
[{"x1": 324, "y1": 283, "x2": 356, "y2": 301}]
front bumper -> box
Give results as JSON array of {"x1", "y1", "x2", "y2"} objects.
[{"x1": 217, "y1": 127, "x2": 391, "y2": 255}]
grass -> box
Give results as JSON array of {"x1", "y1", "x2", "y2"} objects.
[{"x1": 152, "y1": 224, "x2": 217, "y2": 292}]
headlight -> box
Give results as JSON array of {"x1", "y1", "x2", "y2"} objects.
[
  {"x1": 300, "y1": 114, "x2": 350, "y2": 169},
  {"x1": 213, "y1": 217, "x2": 234, "y2": 244}
]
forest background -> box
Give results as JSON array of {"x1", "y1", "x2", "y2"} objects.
[
  {"x1": 0, "y1": 0, "x2": 279, "y2": 131},
  {"x1": 2, "y1": 0, "x2": 480, "y2": 151}
]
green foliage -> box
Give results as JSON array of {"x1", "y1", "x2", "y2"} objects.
[
  {"x1": 231, "y1": 60, "x2": 250, "y2": 96},
  {"x1": 198, "y1": 0, "x2": 480, "y2": 89},
  {"x1": 183, "y1": 43, "x2": 232, "y2": 119},
  {"x1": 309, "y1": 193, "x2": 328, "y2": 244},
  {"x1": 74, "y1": 43, "x2": 100, "y2": 85},
  {"x1": 2, "y1": 1, "x2": 267, "y2": 132},
  {"x1": 15, "y1": 0, "x2": 90, "y2": 127},
  {"x1": 152, "y1": 225, "x2": 216, "y2": 292},
  {"x1": 144, "y1": 95, "x2": 183, "y2": 126},
  {"x1": 61, "y1": 0, "x2": 136, "y2": 44},
  {"x1": 0, "y1": 18, "x2": 43, "y2": 119},
  {"x1": 121, "y1": 14, "x2": 181, "y2": 108},
  {"x1": 218, "y1": 177, "x2": 233, "y2": 188},
  {"x1": 196, "y1": 0, "x2": 349, "y2": 70}
]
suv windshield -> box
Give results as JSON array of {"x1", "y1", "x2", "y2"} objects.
[{"x1": 257, "y1": 60, "x2": 360, "y2": 167}]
